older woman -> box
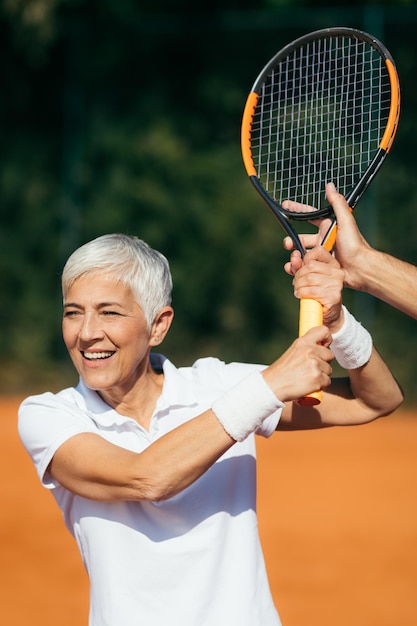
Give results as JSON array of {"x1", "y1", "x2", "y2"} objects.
[{"x1": 18, "y1": 234, "x2": 402, "y2": 626}]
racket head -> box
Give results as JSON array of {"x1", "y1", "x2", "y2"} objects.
[{"x1": 241, "y1": 26, "x2": 401, "y2": 244}]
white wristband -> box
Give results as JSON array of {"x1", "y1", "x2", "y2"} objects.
[
  {"x1": 331, "y1": 305, "x2": 373, "y2": 370},
  {"x1": 212, "y1": 370, "x2": 284, "y2": 442}
]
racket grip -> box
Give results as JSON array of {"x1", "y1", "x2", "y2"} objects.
[{"x1": 296, "y1": 298, "x2": 323, "y2": 407}]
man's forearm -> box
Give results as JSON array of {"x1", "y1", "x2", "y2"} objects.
[{"x1": 359, "y1": 248, "x2": 417, "y2": 319}]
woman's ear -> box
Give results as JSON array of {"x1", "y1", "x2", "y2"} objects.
[{"x1": 149, "y1": 307, "x2": 174, "y2": 346}]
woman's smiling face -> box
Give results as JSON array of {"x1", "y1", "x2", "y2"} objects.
[{"x1": 62, "y1": 273, "x2": 154, "y2": 399}]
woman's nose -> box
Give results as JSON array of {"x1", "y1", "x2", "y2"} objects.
[{"x1": 79, "y1": 313, "x2": 104, "y2": 341}]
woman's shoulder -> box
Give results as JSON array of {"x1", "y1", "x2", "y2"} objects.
[
  {"x1": 180, "y1": 356, "x2": 265, "y2": 387},
  {"x1": 19, "y1": 385, "x2": 82, "y2": 413}
]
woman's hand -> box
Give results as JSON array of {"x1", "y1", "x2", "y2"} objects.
[
  {"x1": 293, "y1": 246, "x2": 345, "y2": 333},
  {"x1": 262, "y1": 326, "x2": 334, "y2": 403}
]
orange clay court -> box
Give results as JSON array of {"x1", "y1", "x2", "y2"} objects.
[{"x1": 1, "y1": 396, "x2": 417, "y2": 626}]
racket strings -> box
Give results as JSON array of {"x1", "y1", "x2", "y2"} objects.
[{"x1": 251, "y1": 35, "x2": 392, "y2": 213}]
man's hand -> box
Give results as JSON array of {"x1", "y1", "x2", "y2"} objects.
[{"x1": 283, "y1": 182, "x2": 372, "y2": 292}]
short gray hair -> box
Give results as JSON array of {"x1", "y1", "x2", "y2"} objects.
[{"x1": 62, "y1": 234, "x2": 173, "y2": 328}]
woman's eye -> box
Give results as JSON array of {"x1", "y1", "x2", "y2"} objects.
[{"x1": 102, "y1": 310, "x2": 120, "y2": 316}]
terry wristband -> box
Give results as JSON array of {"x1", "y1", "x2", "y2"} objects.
[
  {"x1": 330, "y1": 305, "x2": 373, "y2": 370},
  {"x1": 211, "y1": 370, "x2": 284, "y2": 442}
]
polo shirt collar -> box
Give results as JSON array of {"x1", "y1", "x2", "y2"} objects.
[
  {"x1": 75, "y1": 353, "x2": 197, "y2": 426},
  {"x1": 153, "y1": 354, "x2": 198, "y2": 408}
]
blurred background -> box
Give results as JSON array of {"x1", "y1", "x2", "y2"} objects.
[
  {"x1": 1, "y1": 0, "x2": 417, "y2": 402},
  {"x1": 2, "y1": 4, "x2": 417, "y2": 625}
]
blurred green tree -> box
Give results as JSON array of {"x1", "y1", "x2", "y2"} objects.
[{"x1": 1, "y1": 1, "x2": 417, "y2": 403}]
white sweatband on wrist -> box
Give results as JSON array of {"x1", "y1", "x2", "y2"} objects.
[
  {"x1": 211, "y1": 370, "x2": 284, "y2": 442},
  {"x1": 330, "y1": 305, "x2": 373, "y2": 370}
]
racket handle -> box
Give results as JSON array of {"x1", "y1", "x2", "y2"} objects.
[{"x1": 296, "y1": 298, "x2": 323, "y2": 406}]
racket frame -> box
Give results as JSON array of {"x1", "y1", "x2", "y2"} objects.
[{"x1": 241, "y1": 26, "x2": 401, "y2": 405}]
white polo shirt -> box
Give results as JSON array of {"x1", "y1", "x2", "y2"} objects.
[{"x1": 18, "y1": 355, "x2": 282, "y2": 626}]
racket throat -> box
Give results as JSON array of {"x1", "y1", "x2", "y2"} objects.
[{"x1": 249, "y1": 176, "x2": 305, "y2": 256}]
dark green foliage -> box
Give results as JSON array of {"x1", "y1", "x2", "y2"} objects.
[{"x1": 1, "y1": 1, "x2": 417, "y2": 402}]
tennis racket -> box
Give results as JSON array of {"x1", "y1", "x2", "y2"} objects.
[{"x1": 241, "y1": 26, "x2": 400, "y2": 405}]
